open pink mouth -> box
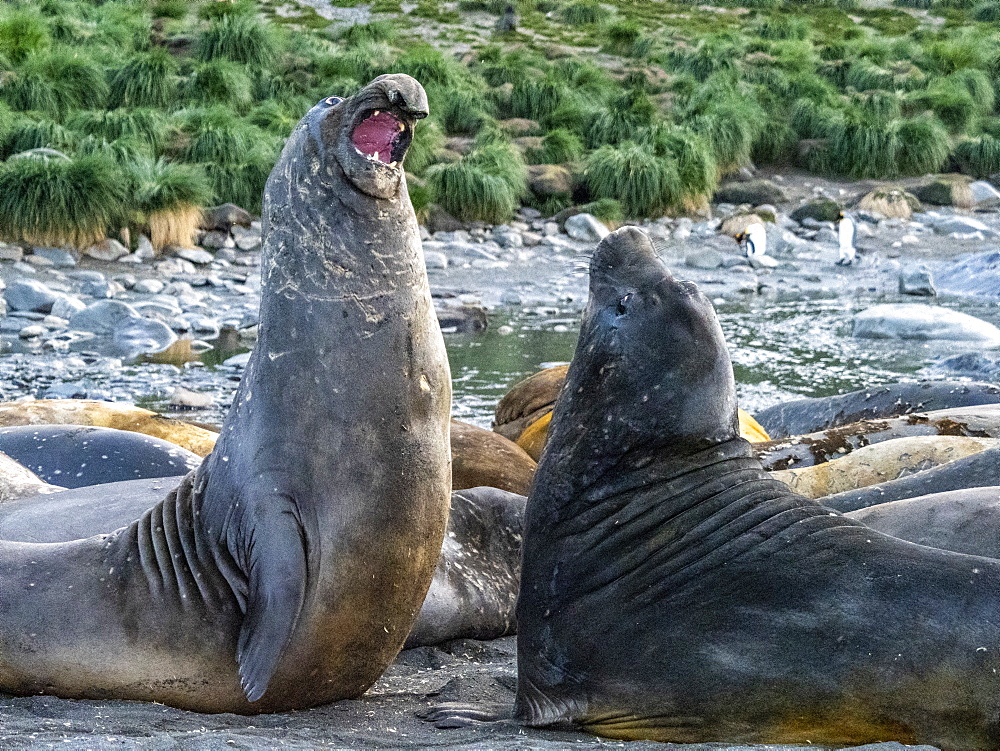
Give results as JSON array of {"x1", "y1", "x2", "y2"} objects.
[{"x1": 351, "y1": 110, "x2": 407, "y2": 165}]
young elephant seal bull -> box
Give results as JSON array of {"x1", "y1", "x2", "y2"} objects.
[
  {"x1": 0, "y1": 74, "x2": 452, "y2": 713},
  {"x1": 430, "y1": 227, "x2": 1000, "y2": 749}
]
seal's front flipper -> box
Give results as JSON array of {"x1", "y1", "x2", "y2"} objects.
[
  {"x1": 417, "y1": 702, "x2": 513, "y2": 728},
  {"x1": 236, "y1": 496, "x2": 307, "y2": 702}
]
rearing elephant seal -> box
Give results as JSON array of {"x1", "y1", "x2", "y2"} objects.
[
  {"x1": 430, "y1": 227, "x2": 1000, "y2": 748},
  {"x1": 0, "y1": 75, "x2": 452, "y2": 713}
]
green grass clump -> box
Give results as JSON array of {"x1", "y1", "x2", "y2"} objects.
[
  {"x1": 852, "y1": 89, "x2": 903, "y2": 121},
  {"x1": 152, "y1": 0, "x2": 189, "y2": 20},
  {"x1": 185, "y1": 61, "x2": 255, "y2": 112},
  {"x1": 585, "y1": 90, "x2": 657, "y2": 148},
  {"x1": 426, "y1": 142, "x2": 526, "y2": 223},
  {"x1": 945, "y1": 68, "x2": 996, "y2": 114},
  {"x1": 953, "y1": 135, "x2": 1000, "y2": 177},
  {"x1": 392, "y1": 46, "x2": 466, "y2": 88},
  {"x1": 182, "y1": 120, "x2": 269, "y2": 165},
  {"x1": 69, "y1": 109, "x2": 169, "y2": 152},
  {"x1": 4, "y1": 49, "x2": 109, "y2": 115},
  {"x1": 560, "y1": 1, "x2": 610, "y2": 26},
  {"x1": 601, "y1": 19, "x2": 646, "y2": 56},
  {"x1": 509, "y1": 77, "x2": 568, "y2": 121},
  {"x1": 0, "y1": 9, "x2": 50, "y2": 64},
  {"x1": 203, "y1": 150, "x2": 276, "y2": 214},
  {"x1": 405, "y1": 120, "x2": 446, "y2": 175},
  {"x1": 750, "y1": 16, "x2": 812, "y2": 41},
  {"x1": 585, "y1": 141, "x2": 679, "y2": 218},
  {"x1": 335, "y1": 20, "x2": 395, "y2": 45},
  {"x1": 645, "y1": 124, "x2": 718, "y2": 201},
  {"x1": 0, "y1": 67, "x2": 59, "y2": 115},
  {"x1": 908, "y1": 82, "x2": 977, "y2": 134},
  {"x1": 0, "y1": 152, "x2": 127, "y2": 248},
  {"x1": 829, "y1": 116, "x2": 901, "y2": 178},
  {"x1": 972, "y1": 0, "x2": 1000, "y2": 20},
  {"x1": 437, "y1": 87, "x2": 494, "y2": 135},
  {"x1": 2, "y1": 118, "x2": 76, "y2": 159},
  {"x1": 580, "y1": 197, "x2": 623, "y2": 225},
  {"x1": 790, "y1": 97, "x2": 845, "y2": 138},
  {"x1": 315, "y1": 42, "x2": 393, "y2": 84},
  {"x1": 247, "y1": 99, "x2": 303, "y2": 136},
  {"x1": 687, "y1": 101, "x2": 761, "y2": 174},
  {"x1": 198, "y1": 14, "x2": 279, "y2": 67},
  {"x1": 537, "y1": 128, "x2": 583, "y2": 163},
  {"x1": 198, "y1": 0, "x2": 257, "y2": 20},
  {"x1": 109, "y1": 49, "x2": 179, "y2": 109},
  {"x1": 74, "y1": 135, "x2": 154, "y2": 164},
  {"x1": 895, "y1": 114, "x2": 950, "y2": 174}
]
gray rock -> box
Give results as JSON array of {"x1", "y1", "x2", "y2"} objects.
[
  {"x1": 134, "y1": 279, "x2": 166, "y2": 295},
  {"x1": 24, "y1": 254, "x2": 54, "y2": 268},
  {"x1": 44, "y1": 381, "x2": 89, "y2": 399},
  {"x1": 68, "y1": 270, "x2": 105, "y2": 284},
  {"x1": 175, "y1": 247, "x2": 215, "y2": 265},
  {"x1": 541, "y1": 222, "x2": 559, "y2": 237},
  {"x1": 69, "y1": 300, "x2": 141, "y2": 334},
  {"x1": 853, "y1": 303, "x2": 1000, "y2": 345},
  {"x1": 153, "y1": 258, "x2": 197, "y2": 276},
  {"x1": 685, "y1": 249, "x2": 723, "y2": 269},
  {"x1": 423, "y1": 251, "x2": 448, "y2": 270},
  {"x1": 748, "y1": 254, "x2": 779, "y2": 269},
  {"x1": 113, "y1": 316, "x2": 178, "y2": 357},
  {"x1": 931, "y1": 216, "x2": 995, "y2": 236},
  {"x1": 898, "y1": 266, "x2": 936, "y2": 296},
  {"x1": 215, "y1": 248, "x2": 237, "y2": 263},
  {"x1": 815, "y1": 228, "x2": 838, "y2": 245},
  {"x1": 80, "y1": 279, "x2": 121, "y2": 299},
  {"x1": 31, "y1": 247, "x2": 76, "y2": 268},
  {"x1": 933, "y1": 250, "x2": 1000, "y2": 298},
  {"x1": 50, "y1": 294, "x2": 87, "y2": 320},
  {"x1": 83, "y1": 238, "x2": 129, "y2": 262},
  {"x1": 564, "y1": 213, "x2": 609, "y2": 243},
  {"x1": 223, "y1": 352, "x2": 252, "y2": 367},
  {"x1": 231, "y1": 225, "x2": 262, "y2": 251},
  {"x1": 0, "y1": 243, "x2": 23, "y2": 262},
  {"x1": 18, "y1": 324, "x2": 45, "y2": 339},
  {"x1": 521, "y1": 231, "x2": 542, "y2": 246},
  {"x1": 5, "y1": 279, "x2": 57, "y2": 313},
  {"x1": 200, "y1": 231, "x2": 233, "y2": 250},
  {"x1": 713, "y1": 179, "x2": 787, "y2": 206},
  {"x1": 969, "y1": 180, "x2": 1000, "y2": 209},
  {"x1": 136, "y1": 234, "x2": 156, "y2": 260},
  {"x1": 493, "y1": 226, "x2": 523, "y2": 248}
]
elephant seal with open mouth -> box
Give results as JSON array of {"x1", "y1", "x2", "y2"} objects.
[
  {"x1": 0, "y1": 74, "x2": 452, "y2": 714},
  {"x1": 428, "y1": 227, "x2": 1000, "y2": 749}
]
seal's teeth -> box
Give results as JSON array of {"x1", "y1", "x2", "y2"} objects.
[
  {"x1": 374, "y1": 110, "x2": 381, "y2": 116},
  {"x1": 373, "y1": 151, "x2": 380, "y2": 162},
  {"x1": 398, "y1": 122, "x2": 406, "y2": 132},
  {"x1": 389, "y1": 161, "x2": 398, "y2": 168}
]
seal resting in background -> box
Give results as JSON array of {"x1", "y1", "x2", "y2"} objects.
[
  {"x1": 754, "y1": 381, "x2": 1000, "y2": 439},
  {"x1": 753, "y1": 403, "x2": 1000, "y2": 471},
  {"x1": 0, "y1": 74, "x2": 452, "y2": 713},
  {"x1": 428, "y1": 227, "x2": 1000, "y2": 749},
  {"x1": 0, "y1": 425, "x2": 202, "y2": 488},
  {"x1": 450, "y1": 420, "x2": 535, "y2": 495},
  {"x1": 493, "y1": 366, "x2": 770, "y2": 462},
  {"x1": 0, "y1": 398, "x2": 218, "y2": 456},
  {"x1": 846, "y1": 487, "x2": 1000, "y2": 558},
  {"x1": 820, "y1": 445, "x2": 1000, "y2": 512}
]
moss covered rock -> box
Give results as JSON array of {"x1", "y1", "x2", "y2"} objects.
[
  {"x1": 912, "y1": 175, "x2": 974, "y2": 209},
  {"x1": 713, "y1": 179, "x2": 787, "y2": 206},
  {"x1": 790, "y1": 199, "x2": 841, "y2": 223}
]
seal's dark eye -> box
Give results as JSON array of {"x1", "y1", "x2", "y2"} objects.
[
  {"x1": 323, "y1": 96, "x2": 343, "y2": 106},
  {"x1": 617, "y1": 294, "x2": 631, "y2": 316}
]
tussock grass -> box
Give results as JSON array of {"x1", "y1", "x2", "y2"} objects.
[
  {"x1": 537, "y1": 128, "x2": 584, "y2": 163},
  {"x1": 580, "y1": 197, "x2": 623, "y2": 225},
  {"x1": 335, "y1": 21, "x2": 395, "y2": 45},
  {"x1": 2, "y1": 118, "x2": 76, "y2": 159},
  {"x1": 790, "y1": 98, "x2": 845, "y2": 138},
  {"x1": 199, "y1": 0, "x2": 257, "y2": 19},
  {"x1": 829, "y1": 116, "x2": 901, "y2": 178},
  {"x1": 0, "y1": 9, "x2": 50, "y2": 64},
  {"x1": 895, "y1": 114, "x2": 950, "y2": 175},
  {"x1": 687, "y1": 100, "x2": 762, "y2": 174},
  {"x1": 185, "y1": 61, "x2": 255, "y2": 112},
  {"x1": 247, "y1": 100, "x2": 303, "y2": 136},
  {"x1": 973, "y1": 0, "x2": 1000, "y2": 20},
  {"x1": 953, "y1": 135, "x2": 1000, "y2": 178},
  {"x1": 69, "y1": 109, "x2": 168, "y2": 152},
  {"x1": 393, "y1": 45, "x2": 465, "y2": 88},
  {"x1": 908, "y1": 82, "x2": 977, "y2": 134},
  {"x1": 560, "y1": 1, "x2": 610, "y2": 26},
  {"x1": 109, "y1": 49, "x2": 178, "y2": 109},
  {"x1": 203, "y1": 152, "x2": 276, "y2": 214},
  {"x1": 437, "y1": 87, "x2": 494, "y2": 135},
  {"x1": 4, "y1": 49, "x2": 108, "y2": 115},
  {"x1": 852, "y1": 90, "x2": 903, "y2": 121},
  {"x1": 0, "y1": 152, "x2": 126, "y2": 248},
  {"x1": 426, "y1": 142, "x2": 526, "y2": 223},
  {"x1": 182, "y1": 120, "x2": 270, "y2": 165},
  {"x1": 199, "y1": 11, "x2": 278, "y2": 67},
  {"x1": 750, "y1": 16, "x2": 812, "y2": 41},
  {"x1": 945, "y1": 68, "x2": 996, "y2": 114},
  {"x1": 152, "y1": 0, "x2": 189, "y2": 20},
  {"x1": 585, "y1": 141, "x2": 679, "y2": 218},
  {"x1": 510, "y1": 77, "x2": 568, "y2": 121},
  {"x1": 129, "y1": 159, "x2": 211, "y2": 250},
  {"x1": 585, "y1": 90, "x2": 657, "y2": 148},
  {"x1": 405, "y1": 120, "x2": 446, "y2": 175}
]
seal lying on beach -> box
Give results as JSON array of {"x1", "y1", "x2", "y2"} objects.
[
  {"x1": 0, "y1": 74, "x2": 452, "y2": 713},
  {"x1": 754, "y1": 381, "x2": 1000, "y2": 439},
  {"x1": 428, "y1": 227, "x2": 1000, "y2": 749}
]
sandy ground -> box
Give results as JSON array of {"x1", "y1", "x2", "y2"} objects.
[{"x1": 0, "y1": 636, "x2": 940, "y2": 750}]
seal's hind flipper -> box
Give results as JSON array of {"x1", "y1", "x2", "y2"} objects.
[{"x1": 236, "y1": 496, "x2": 307, "y2": 703}]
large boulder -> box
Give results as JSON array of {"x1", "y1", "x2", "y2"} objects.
[
  {"x1": 856, "y1": 187, "x2": 921, "y2": 220},
  {"x1": 912, "y1": 175, "x2": 974, "y2": 208},
  {"x1": 4, "y1": 280, "x2": 57, "y2": 313},
  {"x1": 201, "y1": 203, "x2": 252, "y2": 233},
  {"x1": 933, "y1": 251, "x2": 1000, "y2": 298},
  {"x1": 853, "y1": 304, "x2": 1000, "y2": 345},
  {"x1": 527, "y1": 164, "x2": 573, "y2": 198},
  {"x1": 790, "y1": 199, "x2": 841, "y2": 223},
  {"x1": 564, "y1": 213, "x2": 609, "y2": 242},
  {"x1": 713, "y1": 179, "x2": 787, "y2": 206}
]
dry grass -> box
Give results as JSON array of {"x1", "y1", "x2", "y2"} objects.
[
  {"x1": 148, "y1": 204, "x2": 202, "y2": 251},
  {"x1": 857, "y1": 187, "x2": 921, "y2": 219}
]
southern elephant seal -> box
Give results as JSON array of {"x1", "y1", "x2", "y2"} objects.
[
  {"x1": 820, "y1": 445, "x2": 1000, "y2": 512},
  {"x1": 754, "y1": 381, "x2": 1000, "y2": 439},
  {"x1": 493, "y1": 365, "x2": 769, "y2": 462},
  {"x1": 0, "y1": 74, "x2": 452, "y2": 712},
  {"x1": 770, "y1": 434, "x2": 1000, "y2": 499},
  {"x1": 429, "y1": 226, "x2": 1000, "y2": 749},
  {"x1": 0, "y1": 425, "x2": 202, "y2": 488},
  {"x1": 0, "y1": 477, "x2": 524, "y2": 650},
  {"x1": 753, "y1": 403, "x2": 1000, "y2": 471},
  {"x1": 0, "y1": 398, "x2": 218, "y2": 456},
  {"x1": 450, "y1": 420, "x2": 535, "y2": 495},
  {"x1": 846, "y1": 487, "x2": 1000, "y2": 558}
]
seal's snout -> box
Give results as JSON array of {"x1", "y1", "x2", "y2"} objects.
[{"x1": 590, "y1": 227, "x2": 668, "y2": 289}]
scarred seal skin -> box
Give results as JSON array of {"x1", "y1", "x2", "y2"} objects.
[
  {"x1": 512, "y1": 226, "x2": 1000, "y2": 749},
  {"x1": 0, "y1": 74, "x2": 452, "y2": 713}
]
